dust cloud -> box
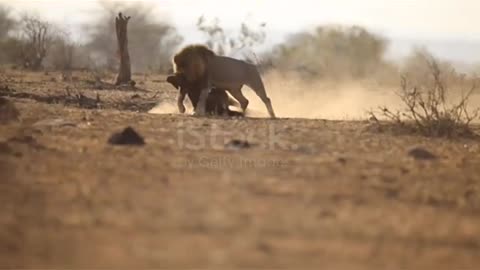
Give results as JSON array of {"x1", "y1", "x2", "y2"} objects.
[
  {"x1": 148, "y1": 102, "x2": 179, "y2": 115},
  {"x1": 149, "y1": 71, "x2": 404, "y2": 119},
  {"x1": 245, "y1": 71, "x2": 401, "y2": 119}
]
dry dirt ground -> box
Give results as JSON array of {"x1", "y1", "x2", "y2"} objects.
[{"x1": 1, "y1": 70, "x2": 480, "y2": 269}]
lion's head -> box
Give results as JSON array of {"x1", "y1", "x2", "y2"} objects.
[{"x1": 172, "y1": 44, "x2": 215, "y2": 82}]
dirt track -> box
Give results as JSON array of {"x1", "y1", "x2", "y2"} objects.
[{"x1": 1, "y1": 71, "x2": 480, "y2": 269}]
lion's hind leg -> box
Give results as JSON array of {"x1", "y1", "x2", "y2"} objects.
[
  {"x1": 246, "y1": 66, "x2": 276, "y2": 118},
  {"x1": 227, "y1": 88, "x2": 249, "y2": 113}
]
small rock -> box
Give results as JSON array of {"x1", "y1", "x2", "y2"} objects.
[
  {"x1": 256, "y1": 241, "x2": 273, "y2": 254},
  {"x1": 464, "y1": 189, "x2": 475, "y2": 201},
  {"x1": 295, "y1": 145, "x2": 315, "y2": 155},
  {"x1": 108, "y1": 127, "x2": 145, "y2": 146},
  {"x1": 385, "y1": 188, "x2": 399, "y2": 199},
  {"x1": 318, "y1": 210, "x2": 335, "y2": 218},
  {"x1": 0, "y1": 97, "x2": 19, "y2": 124},
  {"x1": 408, "y1": 147, "x2": 437, "y2": 160},
  {"x1": 400, "y1": 167, "x2": 409, "y2": 175},
  {"x1": 225, "y1": 139, "x2": 250, "y2": 150},
  {"x1": 337, "y1": 157, "x2": 347, "y2": 165}
]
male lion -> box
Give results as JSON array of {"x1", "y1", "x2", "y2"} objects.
[
  {"x1": 172, "y1": 45, "x2": 276, "y2": 118},
  {"x1": 166, "y1": 73, "x2": 243, "y2": 117}
]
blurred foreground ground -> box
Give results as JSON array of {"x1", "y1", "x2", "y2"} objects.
[{"x1": 1, "y1": 70, "x2": 480, "y2": 269}]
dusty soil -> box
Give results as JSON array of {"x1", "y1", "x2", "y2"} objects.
[{"x1": 1, "y1": 70, "x2": 480, "y2": 269}]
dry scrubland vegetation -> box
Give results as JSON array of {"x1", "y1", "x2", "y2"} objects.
[{"x1": 1, "y1": 1, "x2": 480, "y2": 269}]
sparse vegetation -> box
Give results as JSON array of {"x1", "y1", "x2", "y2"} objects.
[
  {"x1": 17, "y1": 14, "x2": 56, "y2": 70},
  {"x1": 1, "y1": 1, "x2": 183, "y2": 75},
  {"x1": 0, "y1": 5, "x2": 14, "y2": 40},
  {"x1": 47, "y1": 31, "x2": 76, "y2": 73},
  {"x1": 265, "y1": 25, "x2": 397, "y2": 81},
  {"x1": 2, "y1": 2, "x2": 480, "y2": 268},
  {"x1": 0, "y1": 5, "x2": 18, "y2": 65},
  {"x1": 196, "y1": 16, "x2": 266, "y2": 62},
  {"x1": 371, "y1": 53, "x2": 480, "y2": 138},
  {"x1": 0, "y1": 12, "x2": 68, "y2": 70},
  {"x1": 401, "y1": 47, "x2": 463, "y2": 87},
  {"x1": 84, "y1": 1, "x2": 182, "y2": 73}
]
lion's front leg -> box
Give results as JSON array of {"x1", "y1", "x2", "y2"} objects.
[
  {"x1": 177, "y1": 89, "x2": 186, "y2": 114},
  {"x1": 194, "y1": 86, "x2": 210, "y2": 116}
]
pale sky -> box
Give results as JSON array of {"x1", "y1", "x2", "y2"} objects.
[{"x1": 3, "y1": 0, "x2": 480, "y2": 63}]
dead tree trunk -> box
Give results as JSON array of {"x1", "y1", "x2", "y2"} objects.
[{"x1": 115, "y1": 13, "x2": 132, "y2": 85}]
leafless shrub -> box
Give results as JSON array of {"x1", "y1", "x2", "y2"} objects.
[
  {"x1": 17, "y1": 14, "x2": 55, "y2": 70},
  {"x1": 401, "y1": 47, "x2": 463, "y2": 87},
  {"x1": 371, "y1": 54, "x2": 480, "y2": 138}
]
